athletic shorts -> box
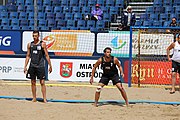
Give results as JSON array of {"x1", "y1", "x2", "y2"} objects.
[
  {"x1": 26, "y1": 67, "x2": 45, "y2": 80},
  {"x1": 99, "y1": 74, "x2": 121, "y2": 85},
  {"x1": 172, "y1": 60, "x2": 180, "y2": 74}
]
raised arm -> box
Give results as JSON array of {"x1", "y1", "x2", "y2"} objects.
[
  {"x1": 167, "y1": 42, "x2": 175, "y2": 61},
  {"x1": 24, "y1": 43, "x2": 31, "y2": 74},
  {"x1": 90, "y1": 58, "x2": 102, "y2": 84},
  {"x1": 42, "y1": 42, "x2": 52, "y2": 73}
]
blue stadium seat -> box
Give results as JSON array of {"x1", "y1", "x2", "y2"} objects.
[
  {"x1": 9, "y1": 12, "x2": 18, "y2": 19},
  {"x1": 66, "y1": 20, "x2": 76, "y2": 27},
  {"x1": 163, "y1": 0, "x2": 172, "y2": 6},
  {"x1": 150, "y1": 14, "x2": 159, "y2": 21},
  {"x1": 153, "y1": 0, "x2": 162, "y2": 7},
  {"x1": 134, "y1": 20, "x2": 141, "y2": 26},
  {"x1": 10, "y1": 18, "x2": 19, "y2": 26},
  {"x1": 88, "y1": 0, "x2": 96, "y2": 7},
  {"x1": 28, "y1": 12, "x2": 34, "y2": 19},
  {"x1": 74, "y1": 13, "x2": 82, "y2": 20},
  {"x1": 146, "y1": 7, "x2": 154, "y2": 14},
  {"x1": 19, "y1": 12, "x2": 27, "y2": 19},
  {"x1": 103, "y1": 13, "x2": 111, "y2": 21},
  {"x1": 97, "y1": 0, "x2": 105, "y2": 6},
  {"x1": 163, "y1": 21, "x2": 170, "y2": 27},
  {"x1": 115, "y1": 0, "x2": 124, "y2": 7},
  {"x1": 38, "y1": 19, "x2": 47, "y2": 26},
  {"x1": 174, "y1": 6, "x2": 180, "y2": 13},
  {"x1": 37, "y1": 0, "x2": 43, "y2": 5},
  {"x1": 69, "y1": 27, "x2": 78, "y2": 30},
  {"x1": 21, "y1": 26, "x2": 29, "y2": 30},
  {"x1": 20, "y1": 19, "x2": 28, "y2": 26},
  {"x1": 7, "y1": 4, "x2": 17, "y2": 12},
  {"x1": 29, "y1": 25, "x2": 34, "y2": 30},
  {"x1": 52, "y1": 0, "x2": 60, "y2": 6},
  {"x1": 65, "y1": 13, "x2": 73, "y2": 20},
  {"x1": 54, "y1": 6, "x2": 63, "y2": 13},
  {"x1": 106, "y1": 0, "x2": 115, "y2": 6},
  {"x1": 101, "y1": 6, "x2": 109, "y2": 13},
  {"x1": 43, "y1": 0, "x2": 51, "y2": 6},
  {"x1": 63, "y1": 6, "x2": 71, "y2": 13},
  {"x1": 165, "y1": 6, "x2": 173, "y2": 14},
  {"x1": 60, "y1": 27, "x2": 68, "y2": 30},
  {"x1": 0, "y1": 12, "x2": 9, "y2": 19},
  {"x1": 0, "y1": 5, "x2": 7, "y2": 12},
  {"x1": 39, "y1": 26, "x2": 49, "y2": 30},
  {"x1": 1, "y1": 18, "x2": 10, "y2": 26},
  {"x1": 87, "y1": 20, "x2": 95, "y2": 29},
  {"x1": 152, "y1": 21, "x2": 162, "y2": 27},
  {"x1": 154, "y1": 7, "x2": 164, "y2": 13},
  {"x1": 47, "y1": 19, "x2": 56, "y2": 28},
  {"x1": 11, "y1": 25, "x2": 20, "y2": 30},
  {"x1": 45, "y1": 12, "x2": 55, "y2": 20},
  {"x1": 79, "y1": 0, "x2": 87, "y2": 6},
  {"x1": 57, "y1": 20, "x2": 66, "y2": 28},
  {"x1": 143, "y1": 20, "x2": 152, "y2": 27},
  {"x1": 38, "y1": 12, "x2": 45, "y2": 19},
  {"x1": 70, "y1": 0, "x2": 79, "y2": 6},
  {"x1": 37, "y1": 6, "x2": 44, "y2": 12},
  {"x1": 25, "y1": 0, "x2": 33, "y2": 5},
  {"x1": 2, "y1": 25, "x2": 11, "y2": 30},
  {"x1": 45, "y1": 6, "x2": 54, "y2": 13},
  {"x1": 77, "y1": 20, "x2": 86, "y2": 28},
  {"x1": 96, "y1": 21, "x2": 105, "y2": 29},
  {"x1": 81, "y1": 7, "x2": 91, "y2": 14},
  {"x1": 170, "y1": 13, "x2": 178, "y2": 19},
  {"x1": 55, "y1": 13, "x2": 65, "y2": 20},
  {"x1": 16, "y1": 0, "x2": 24, "y2": 5},
  {"x1": 174, "y1": 0, "x2": 180, "y2": 6},
  {"x1": 61, "y1": 0, "x2": 69, "y2": 6},
  {"x1": 26, "y1": 5, "x2": 34, "y2": 12},
  {"x1": 159, "y1": 13, "x2": 169, "y2": 21},
  {"x1": 17, "y1": 5, "x2": 25, "y2": 12},
  {"x1": 79, "y1": 27, "x2": 88, "y2": 30},
  {"x1": 72, "y1": 6, "x2": 80, "y2": 13},
  {"x1": 109, "y1": 7, "x2": 119, "y2": 15},
  {"x1": 29, "y1": 19, "x2": 34, "y2": 26},
  {"x1": 140, "y1": 14, "x2": 149, "y2": 21}
]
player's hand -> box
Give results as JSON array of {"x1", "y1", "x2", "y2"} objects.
[
  {"x1": 168, "y1": 57, "x2": 171, "y2": 62},
  {"x1": 49, "y1": 66, "x2": 52, "y2": 73},
  {"x1": 90, "y1": 78, "x2": 94, "y2": 85},
  {"x1": 121, "y1": 73, "x2": 124, "y2": 78},
  {"x1": 24, "y1": 67, "x2": 27, "y2": 74}
]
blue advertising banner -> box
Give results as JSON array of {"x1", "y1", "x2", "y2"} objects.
[{"x1": 0, "y1": 31, "x2": 21, "y2": 51}]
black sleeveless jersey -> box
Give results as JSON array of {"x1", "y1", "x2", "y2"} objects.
[
  {"x1": 30, "y1": 41, "x2": 45, "y2": 68},
  {"x1": 101, "y1": 56, "x2": 118, "y2": 76}
]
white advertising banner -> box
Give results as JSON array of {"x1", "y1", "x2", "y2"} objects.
[
  {"x1": 49, "y1": 59, "x2": 104, "y2": 82},
  {"x1": 0, "y1": 58, "x2": 28, "y2": 80},
  {"x1": 22, "y1": 31, "x2": 95, "y2": 55},
  {"x1": 97, "y1": 32, "x2": 173, "y2": 56}
]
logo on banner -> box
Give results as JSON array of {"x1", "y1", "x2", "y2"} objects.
[
  {"x1": 0, "y1": 36, "x2": 11, "y2": 46},
  {"x1": 42, "y1": 35, "x2": 56, "y2": 49},
  {"x1": 111, "y1": 36, "x2": 126, "y2": 49},
  {"x1": 60, "y1": 62, "x2": 73, "y2": 78}
]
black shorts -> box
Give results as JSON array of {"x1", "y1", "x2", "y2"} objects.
[
  {"x1": 26, "y1": 67, "x2": 45, "y2": 80},
  {"x1": 99, "y1": 74, "x2": 121, "y2": 85},
  {"x1": 172, "y1": 60, "x2": 180, "y2": 74}
]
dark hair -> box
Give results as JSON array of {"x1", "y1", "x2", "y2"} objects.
[
  {"x1": 33, "y1": 30, "x2": 39, "y2": 35},
  {"x1": 103, "y1": 47, "x2": 112, "y2": 53}
]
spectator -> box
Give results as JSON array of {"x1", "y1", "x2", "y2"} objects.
[
  {"x1": 121, "y1": 6, "x2": 136, "y2": 31},
  {"x1": 91, "y1": 4, "x2": 103, "y2": 21},
  {"x1": 169, "y1": 17, "x2": 179, "y2": 42}
]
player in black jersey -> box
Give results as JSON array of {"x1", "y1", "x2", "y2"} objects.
[
  {"x1": 24, "y1": 30, "x2": 52, "y2": 103},
  {"x1": 90, "y1": 47, "x2": 128, "y2": 107}
]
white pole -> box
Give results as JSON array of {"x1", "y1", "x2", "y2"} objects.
[{"x1": 34, "y1": 0, "x2": 38, "y2": 30}]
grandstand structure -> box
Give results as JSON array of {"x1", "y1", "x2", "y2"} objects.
[{"x1": 0, "y1": 0, "x2": 179, "y2": 31}]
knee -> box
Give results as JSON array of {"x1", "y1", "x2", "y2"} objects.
[
  {"x1": 40, "y1": 81, "x2": 45, "y2": 86},
  {"x1": 31, "y1": 80, "x2": 36, "y2": 85},
  {"x1": 96, "y1": 86, "x2": 103, "y2": 93}
]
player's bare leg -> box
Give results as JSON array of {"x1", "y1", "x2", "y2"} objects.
[
  {"x1": 170, "y1": 72, "x2": 176, "y2": 94},
  {"x1": 40, "y1": 80, "x2": 47, "y2": 103},
  {"x1": 31, "y1": 80, "x2": 37, "y2": 102},
  {"x1": 116, "y1": 83, "x2": 129, "y2": 106},
  {"x1": 94, "y1": 83, "x2": 105, "y2": 107}
]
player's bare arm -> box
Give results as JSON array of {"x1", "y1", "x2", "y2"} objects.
[
  {"x1": 42, "y1": 42, "x2": 52, "y2": 73},
  {"x1": 114, "y1": 57, "x2": 124, "y2": 78},
  {"x1": 90, "y1": 58, "x2": 102, "y2": 84},
  {"x1": 167, "y1": 42, "x2": 175, "y2": 61},
  {"x1": 24, "y1": 43, "x2": 31, "y2": 74}
]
